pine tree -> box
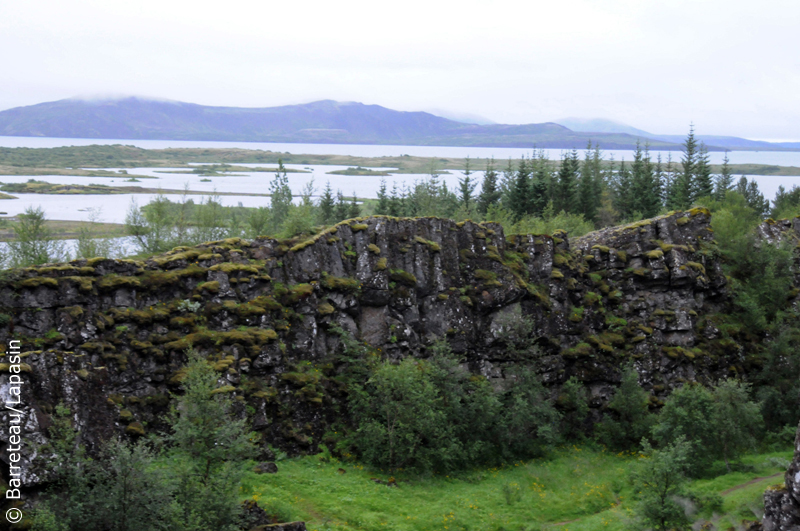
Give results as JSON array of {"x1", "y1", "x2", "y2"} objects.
[
  {"x1": 714, "y1": 151, "x2": 734, "y2": 200},
  {"x1": 613, "y1": 159, "x2": 633, "y2": 220},
  {"x1": 530, "y1": 149, "x2": 551, "y2": 216},
  {"x1": 458, "y1": 157, "x2": 476, "y2": 209},
  {"x1": 318, "y1": 181, "x2": 335, "y2": 224},
  {"x1": 554, "y1": 150, "x2": 579, "y2": 214},
  {"x1": 664, "y1": 152, "x2": 677, "y2": 209},
  {"x1": 675, "y1": 126, "x2": 698, "y2": 209},
  {"x1": 507, "y1": 156, "x2": 531, "y2": 220},
  {"x1": 334, "y1": 190, "x2": 349, "y2": 221},
  {"x1": 388, "y1": 182, "x2": 403, "y2": 217},
  {"x1": 348, "y1": 192, "x2": 361, "y2": 218},
  {"x1": 737, "y1": 176, "x2": 770, "y2": 218},
  {"x1": 630, "y1": 142, "x2": 661, "y2": 218},
  {"x1": 694, "y1": 143, "x2": 713, "y2": 200},
  {"x1": 376, "y1": 178, "x2": 390, "y2": 215},
  {"x1": 578, "y1": 143, "x2": 599, "y2": 223},
  {"x1": 477, "y1": 158, "x2": 501, "y2": 215}
]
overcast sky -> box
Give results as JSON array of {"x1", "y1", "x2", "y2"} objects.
[{"x1": 1, "y1": 0, "x2": 798, "y2": 140}]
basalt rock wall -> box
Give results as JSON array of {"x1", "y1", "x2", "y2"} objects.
[{"x1": 0, "y1": 210, "x2": 743, "y2": 487}]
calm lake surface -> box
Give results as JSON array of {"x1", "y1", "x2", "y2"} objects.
[
  {"x1": 0, "y1": 137, "x2": 799, "y2": 224},
  {"x1": 2, "y1": 136, "x2": 800, "y2": 166}
]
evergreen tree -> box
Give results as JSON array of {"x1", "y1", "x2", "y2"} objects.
[
  {"x1": 674, "y1": 126, "x2": 698, "y2": 209},
  {"x1": 458, "y1": 157, "x2": 476, "y2": 209},
  {"x1": 663, "y1": 152, "x2": 676, "y2": 208},
  {"x1": 714, "y1": 151, "x2": 734, "y2": 200},
  {"x1": 348, "y1": 192, "x2": 361, "y2": 219},
  {"x1": 613, "y1": 159, "x2": 633, "y2": 220},
  {"x1": 630, "y1": 142, "x2": 661, "y2": 218},
  {"x1": 388, "y1": 182, "x2": 403, "y2": 217},
  {"x1": 554, "y1": 150, "x2": 579, "y2": 214},
  {"x1": 736, "y1": 176, "x2": 770, "y2": 218},
  {"x1": 578, "y1": 145, "x2": 598, "y2": 224},
  {"x1": 507, "y1": 156, "x2": 531, "y2": 220},
  {"x1": 334, "y1": 190, "x2": 349, "y2": 221},
  {"x1": 530, "y1": 150, "x2": 551, "y2": 216},
  {"x1": 317, "y1": 181, "x2": 336, "y2": 224},
  {"x1": 694, "y1": 142, "x2": 713, "y2": 199},
  {"x1": 376, "y1": 178, "x2": 390, "y2": 215},
  {"x1": 477, "y1": 158, "x2": 501, "y2": 215}
]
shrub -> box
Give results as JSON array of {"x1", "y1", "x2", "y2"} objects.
[{"x1": 595, "y1": 364, "x2": 654, "y2": 450}]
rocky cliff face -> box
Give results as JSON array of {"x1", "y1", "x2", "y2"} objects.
[{"x1": 0, "y1": 210, "x2": 743, "y2": 488}]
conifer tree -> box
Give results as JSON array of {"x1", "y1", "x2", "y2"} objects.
[
  {"x1": 674, "y1": 126, "x2": 698, "y2": 209},
  {"x1": 388, "y1": 182, "x2": 403, "y2": 217},
  {"x1": 477, "y1": 158, "x2": 501, "y2": 215},
  {"x1": 507, "y1": 156, "x2": 531, "y2": 220},
  {"x1": 334, "y1": 190, "x2": 349, "y2": 221},
  {"x1": 694, "y1": 143, "x2": 713, "y2": 200},
  {"x1": 554, "y1": 150, "x2": 579, "y2": 214},
  {"x1": 631, "y1": 142, "x2": 661, "y2": 218},
  {"x1": 664, "y1": 152, "x2": 677, "y2": 209},
  {"x1": 714, "y1": 151, "x2": 734, "y2": 200},
  {"x1": 578, "y1": 145, "x2": 598, "y2": 224},
  {"x1": 376, "y1": 178, "x2": 390, "y2": 215},
  {"x1": 530, "y1": 150, "x2": 551, "y2": 216},
  {"x1": 458, "y1": 157, "x2": 476, "y2": 209},
  {"x1": 613, "y1": 159, "x2": 633, "y2": 220},
  {"x1": 348, "y1": 192, "x2": 361, "y2": 219},
  {"x1": 736, "y1": 176, "x2": 770, "y2": 218},
  {"x1": 318, "y1": 181, "x2": 336, "y2": 224}
]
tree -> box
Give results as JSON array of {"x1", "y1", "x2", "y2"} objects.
[
  {"x1": 629, "y1": 438, "x2": 692, "y2": 531},
  {"x1": 558, "y1": 376, "x2": 589, "y2": 441},
  {"x1": 348, "y1": 192, "x2": 361, "y2": 219},
  {"x1": 375, "y1": 179, "x2": 390, "y2": 215},
  {"x1": 318, "y1": 181, "x2": 336, "y2": 224},
  {"x1": 694, "y1": 143, "x2": 713, "y2": 200},
  {"x1": 169, "y1": 352, "x2": 257, "y2": 531},
  {"x1": 630, "y1": 142, "x2": 661, "y2": 218},
  {"x1": 612, "y1": 159, "x2": 633, "y2": 220},
  {"x1": 506, "y1": 156, "x2": 531, "y2": 220},
  {"x1": 714, "y1": 151, "x2": 734, "y2": 200},
  {"x1": 530, "y1": 150, "x2": 551, "y2": 217},
  {"x1": 458, "y1": 157, "x2": 476, "y2": 209},
  {"x1": 595, "y1": 364, "x2": 654, "y2": 450},
  {"x1": 8, "y1": 205, "x2": 68, "y2": 267},
  {"x1": 75, "y1": 207, "x2": 117, "y2": 260},
  {"x1": 578, "y1": 143, "x2": 601, "y2": 225},
  {"x1": 269, "y1": 159, "x2": 293, "y2": 230},
  {"x1": 736, "y1": 176, "x2": 769, "y2": 218},
  {"x1": 554, "y1": 150, "x2": 579, "y2": 214},
  {"x1": 674, "y1": 126, "x2": 698, "y2": 209},
  {"x1": 711, "y1": 379, "x2": 763, "y2": 471},
  {"x1": 477, "y1": 158, "x2": 501, "y2": 215},
  {"x1": 334, "y1": 189, "x2": 349, "y2": 221}
]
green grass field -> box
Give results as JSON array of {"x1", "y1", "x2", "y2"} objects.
[{"x1": 239, "y1": 447, "x2": 791, "y2": 531}]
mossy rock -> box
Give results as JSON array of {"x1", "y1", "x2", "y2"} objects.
[
  {"x1": 317, "y1": 303, "x2": 335, "y2": 315},
  {"x1": 210, "y1": 385, "x2": 237, "y2": 395},
  {"x1": 321, "y1": 275, "x2": 360, "y2": 292},
  {"x1": 199, "y1": 281, "x2": 220, "y2": 293},
  {"x1": 350, "y1": 223, "x2": 369, "y2": 232},
  {"x1": 16, "y1": 277, "x2": 58, "y2": 289},
  {"x1": 437, "y1": 294, "x2": 449, "y2": 301},
  {"x1": 389, "y1": 269, "x2": 417, "y2": 287},
  {"x1": 374, "y1": 257, "x2": 388, "y2": 271},
  {"x1": 645, "y1": 249, "x2": 664, "y2": 260},
  {"x1": 368, "y1": 244, "x2": 381, "y2": 254},
  {"x1": 97, "y1": 275, "x2": 141, "y2": 290},
  {"x1": 550, "y1": 269, "x2": 564, "y2": 280},
  {"x1": 414, "y1": 236, "x2": 441, "y2": 252},
  {"x1": 119, "y1": 409, "x2": 134, "y2": 421},
  {"x1": 676, "y1": 216, "x2": 690, "y2": 226},
  {"x1": 125, "y1": 422, "x2": 145, "y2": 436},
  {"x1": 209, "y1": 263, "x2": 259, "y2": 275}
]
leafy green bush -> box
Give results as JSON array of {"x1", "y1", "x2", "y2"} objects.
[{"x1": 595, "y1": 364, "x2": 654, "y2": 450}]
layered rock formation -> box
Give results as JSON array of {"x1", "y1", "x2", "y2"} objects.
[{"x1": 0, "y1": 210, "x2": 744, "y2": 488}]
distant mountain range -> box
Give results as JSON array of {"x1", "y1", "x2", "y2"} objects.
[
  {"x1": 554, "y1": 117, "x2": 800, "y2": 151},
  {"x1": 0, "y1": 97, "x2": 796, "y2": 151}
]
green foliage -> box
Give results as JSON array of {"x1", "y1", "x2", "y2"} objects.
[
  {"x1": 596, "y1": 364, "x2": 654, "y2": 450},
  {"x1": 349, "y1": 338, "x2": 559, "y2": 473},
  {"x1": 629, "y1": 438, "x2": 692, "y2": 531},
  {"x1": 168, "y1": 351, "x2": 257, "y2": 530},
  {"x1": 7, "y1": 205, "x2": 68, "y2": 267},
  {"x1": 711, "y1": 379, "x2": 763, "y2": 471},
  {"x1": 558, "y1": 376, "x2": 589, "y2": 441}
]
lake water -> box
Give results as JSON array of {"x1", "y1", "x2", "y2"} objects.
[
  {"x1": 2, "y1": 136, "x2": 800, "y2": 166},
  {"x1": 1, "y1": 137, "x2": 799, "y2": 224}
]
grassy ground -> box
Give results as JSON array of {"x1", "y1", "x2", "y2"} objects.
[{"x1": 239, "y1": 447, "x2": 791, "y2": 531}]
